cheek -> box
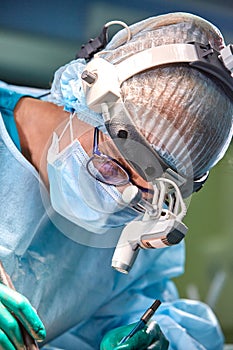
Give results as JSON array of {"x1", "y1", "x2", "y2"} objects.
[{"x1": 77, "y1": 128, "x2": 95, "y2": 156}]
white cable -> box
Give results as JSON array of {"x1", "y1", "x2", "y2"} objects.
[
  {"x1": 94, "y1": 20, "x2": 131, "y2": 58},
  {"x1": 155, "y1": 178, "x2": 187, "y2": 220},
  {"x1": 156, "y1": 177, "x2": 187, "y2": 219},
  {"x1": 157, "y1": 181, "x2": 166, "y2": 216},
  {"x1": 167, "y1": 193, "x2": 174, "y2": 212},
  {"x1": 104, "y1": 20, "x2": 131, "y2": 43}
]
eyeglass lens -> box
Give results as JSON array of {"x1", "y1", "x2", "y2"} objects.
[{"x1": 88, "y1": 155, "x2": 129, "y2": 186}]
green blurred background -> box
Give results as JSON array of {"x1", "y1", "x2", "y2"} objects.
[
  {"x1": 0, "y1": 0, "x2": 232, "y2": 343},
  {"x1": 176, "y1": 143, "x2": 233, "y2": 343}
]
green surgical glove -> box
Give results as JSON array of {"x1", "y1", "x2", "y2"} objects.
[
  {"x1": 0, "y1": 284, "x2": 46, "y2": 350},
  {"x1": 100, "y1": 320, "x2": 169, "y2": 350}
]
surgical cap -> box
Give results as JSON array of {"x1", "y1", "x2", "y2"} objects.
[{"x1": 100, "y1": 12, "x2": 233, "y2": 179}]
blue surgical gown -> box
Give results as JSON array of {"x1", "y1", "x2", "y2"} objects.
[
  {"x1": 0, "y1": 87, "x2": 26, "y2": 151},
  {"x1": 0, "y1": 82, "x2": 224, "y2": 350}
]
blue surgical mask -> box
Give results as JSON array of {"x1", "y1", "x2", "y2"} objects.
[{"x1": 47, "y1": 117, "x2": 139, "y2": 234}]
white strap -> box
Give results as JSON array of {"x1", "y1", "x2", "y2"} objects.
[{"x1": 116, "y1": 43, "x2": 198, "y2": 84}]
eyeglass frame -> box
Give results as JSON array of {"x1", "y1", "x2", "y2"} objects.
[{"x1": 86, "y1": 127, "x2": 152, "y2": 193}]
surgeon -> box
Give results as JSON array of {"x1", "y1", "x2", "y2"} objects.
[{"x1": 0, "y1": 11, "x2": 232, "y2": 350}]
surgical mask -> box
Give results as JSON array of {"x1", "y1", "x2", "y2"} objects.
[{"x1": 47, "y1": 115, "x2": 139, "y2": 234}]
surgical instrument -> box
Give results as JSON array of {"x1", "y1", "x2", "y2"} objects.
[{"x1": 119, "y1": 299, "x2": 161, "y2": 344}]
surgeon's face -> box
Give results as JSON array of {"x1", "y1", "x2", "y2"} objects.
[
  {"x1": 55, "y1": 115, "x2": 153, "y2": 197},
  {"x1": 82, "y1": 126, "x2": 153, "y2": 197}
]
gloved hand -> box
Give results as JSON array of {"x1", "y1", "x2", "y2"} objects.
[
  {"x1": 100, "y1": 320, "x2": 169, "y2": 350},
  {"x1": 0, "y1": 284, "x2": 46, "y2": 349}
]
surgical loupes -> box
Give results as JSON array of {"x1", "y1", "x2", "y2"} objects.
[{"x1": 111, "y1": 178, "x2": 188, "y2": 273}]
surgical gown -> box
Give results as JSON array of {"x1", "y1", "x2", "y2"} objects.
[{"x1": 0, "y1": 82, "x2": 224, "y2": 350}]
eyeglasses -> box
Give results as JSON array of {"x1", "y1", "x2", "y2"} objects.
[{"x1": 86, "y1": 128, "x2": 151, "y2": 192}]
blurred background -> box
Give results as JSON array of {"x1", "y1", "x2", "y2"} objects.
[{"x1": 0, "y1": 0, "x2": 232, "y2": 343}]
